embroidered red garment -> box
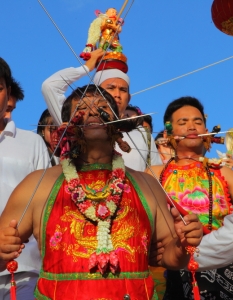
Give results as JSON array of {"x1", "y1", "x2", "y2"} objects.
[{"x1": 35, "y1": 167, "x2": 156, "y2": 300}]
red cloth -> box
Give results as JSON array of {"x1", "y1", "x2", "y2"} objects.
[{"x1": 35, "y1": 169, "x2": 155, "y2": 299}]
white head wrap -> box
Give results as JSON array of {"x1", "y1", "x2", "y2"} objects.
[{"x1": 93, "y1": 69, "x2": 130, "y2": 86}]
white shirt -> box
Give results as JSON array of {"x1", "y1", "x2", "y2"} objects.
[
  {"x1": 0, "y1": 120, "x2": 50, "y2": 275},
  {"x1": 42, "y1": 66, "x2": 162, "y2": 171},
  {"x1": 116, "y1": 127, "x2": 162, "y2": 171},
  {"x1": 195, "y1": 214, "x2": 233, "y2": 270}
]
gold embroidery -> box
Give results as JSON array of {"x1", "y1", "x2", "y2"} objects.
[
  {"x1": 97, "y1": 171, "x2": 105, "y2": 179},
  {"x1": 83, "y1": 180, "x2": 111, "y2": 201},
  {"x1": 50, "y1": 197, "x2": 148, "y2": 263}
]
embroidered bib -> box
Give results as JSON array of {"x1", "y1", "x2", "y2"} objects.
[{"x1": 35, "y1": 165, "x2": 157, "y2": 300}]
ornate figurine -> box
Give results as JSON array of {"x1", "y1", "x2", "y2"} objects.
[{"x1": 80, "y1": 5, "x2": 128, "y2": 72}]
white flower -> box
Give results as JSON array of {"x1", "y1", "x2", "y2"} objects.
[
  {"x1": 85, "y1": 206, "x2": 97, "y2": 221},
  {"x1": 61, "y1": 159, "x2": 78, "y2": 182}
]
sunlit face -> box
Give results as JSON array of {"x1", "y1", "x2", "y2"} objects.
[
  {"x1": 171, "y1": 105, "x2": 207, "y2": 150},
  {"x1": 71, "y1": 95, "x2": 114, "y2": 141},
  {"x1": 42, "y1": 116, "x2": 56, "y2": 149},
  {"x1": 4, "y1": 96, "x2": 16, "y2": 119},
  {"x1": 0, "y1": 77, "x2": 10, "y2": 121},
  {"x1": 124, "y1": 109, "x2": 138, "y2": 118},
  {"x1": 100, "y1": 78, "x2": 130, "y2": 117},
  {"x1": 143, "y1": 121, "x2": 152, "y2": 133}
]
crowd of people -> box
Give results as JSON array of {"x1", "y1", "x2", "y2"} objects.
[{"x1": 0, "y1": 47, "x2": 232, "y2": 300}]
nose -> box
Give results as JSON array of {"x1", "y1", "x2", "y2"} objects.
[
  {"x1": 112, "y1": 88, "x2": 121, "y2": 99},
  {"x1": 187, "y1": 121, "x2": 197, "y2": 131},
  {"x1": 88, "y1": 105, "x2": 99, "y2": 116}
]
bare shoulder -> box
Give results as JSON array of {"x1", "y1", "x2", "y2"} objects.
[
  {"x1": 145, "y1": 165, "x2": 164, "y2": 178},
  {"x1": 126, "y1": 167, "x2": 167, "y2": 216},
  {"x1": 2, "y1": 165, "x2": 62, "y2": 217},
  {"x1": 220, "y1": 166, "x2": 233, "y2": 194}
]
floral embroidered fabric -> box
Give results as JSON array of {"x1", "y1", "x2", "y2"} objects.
[
  {"x1": 161, "y1": 161, "x2": 232, "y2": 230},
  {"x1": 161, "y1": 161, "x2": 233, "y2": 300}
]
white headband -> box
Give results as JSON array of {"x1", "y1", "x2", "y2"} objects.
[{"x1": 93, "y1": 69, "x2": 130, "y2": 86}]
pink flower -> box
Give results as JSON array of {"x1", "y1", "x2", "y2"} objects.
[
  {"x1": 71, "y1": 187, "x2": 85, "y2": 203},
  {"x1": 89, "y1": 252, "x2": 97, "y2": 270},
  {"x1": 109, "y1": 250, "x2": 119, "y2": 274},
  {"x1": 178, "y1": 177, "x2": 185, "y2": 183},
  {"x1": 54, "y1": 231, "x2": 62, "y2": 243},
  {"x1": 215, "y1": 193, "x2": 228, "y2": 210},
  {"x1": 50, "y1": 236, "x2": 57, "y2": 247},
  {"x1": 178, "y1": 187, "x2": 209, "y2": 213},
  {"x1": 97, "y1": 253, "x2": 109, "y2": 274},
  {"x1": 78, "y1": 200, "x2": 92, "y2": 213},
  {"x1": 96, "y1": 204, "x2": 110, "y2": 219},
  {"x1": 108, "y1": 195, "x2": 120, "y2": 204},
  {"x1": 69, "y1": 179, "x2": 80, "y2": 188},
  {"x1": 123, "y1": 184, "x2": 131, "y2": 193},
  {"x1": 112, "y1": 168, "x2": 125, "y2": 179}
]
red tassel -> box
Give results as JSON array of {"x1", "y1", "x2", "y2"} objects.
[
  {"x1": 10, "y1": 273, "x2": 17, "y2": 300},
  {"x1": 7, "y1": 260, "x2": 18, "y2": 300},
  {"x1": 192, "y1": 279, "x2": 201, "y2": 300},
  {"x1": 186, "y1": 246, "x2": 200, "y2": 300}
]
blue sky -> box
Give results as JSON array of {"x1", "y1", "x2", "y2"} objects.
[{"x1": 1, "y1": 0, "x2": 233, "y2": 157}]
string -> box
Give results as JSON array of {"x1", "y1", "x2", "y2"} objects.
[{"x1": 131, "y1": 55, "x2": 233, "y2": 96}]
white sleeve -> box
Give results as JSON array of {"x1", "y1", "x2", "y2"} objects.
[
  {"x1": 41, "y1": 66, "x2": 89, "y2": 125},
  {"x1": 195, "y1": 214, "x2": 233, "y2": 270},
  {"x1": 150, "y1": 135, "x2": 163, "y2": 165}
]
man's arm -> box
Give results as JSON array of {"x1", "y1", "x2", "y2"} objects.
[
  {"x1": 42, "y1": 49, "x2": 104, "y2": 125},
  {"x1": 196, "y1": 213, "x2": 233, "y2": 270},
  {"x1": 0, "y1": 167, "x2": 60, "y2": 271},
  {"x1": 137, "y1": 172, "x2": 202, "y2": 269}
]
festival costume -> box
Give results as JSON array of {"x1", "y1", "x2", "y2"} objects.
[
  {"x1": 34, "y1": 164, "x2": 158, "y2": 300},
  {"x1": 160, "y1": 160, "x2": 233, "y2": 300}
]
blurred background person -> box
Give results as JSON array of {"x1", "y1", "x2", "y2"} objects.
[
  {"x1": 124, "y1": 104, "x2": 162, "y2": 167},
  {"x1": 37, "y1": 109, "x2": 59, "y2": 166},
  {"x1": 154, "y1": 131, "x2": 175, "y2": 164}
]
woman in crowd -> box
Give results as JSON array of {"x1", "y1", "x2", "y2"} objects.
[{"x1": 37, "y1": 109, "x2": 59, "y2": 166}]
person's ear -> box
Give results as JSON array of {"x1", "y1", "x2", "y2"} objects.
[{"x1": 128, "y1": 94, "x2": 131, "y2": 103}]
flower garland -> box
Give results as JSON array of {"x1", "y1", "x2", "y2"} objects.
[{"x1": 61, "y1": 152, "x2": 130, "y2": 274}]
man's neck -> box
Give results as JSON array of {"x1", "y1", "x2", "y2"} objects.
[
  {"x1": 174, "y1": 149, "x2": 204, "y2": 166},
  {"x1": 75, "y1": 142, "x2": 113, "y2": 166}
]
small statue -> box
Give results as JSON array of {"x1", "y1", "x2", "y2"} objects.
[{"x1": 80, "y1": 8, "x2": 124, "y2": 61}]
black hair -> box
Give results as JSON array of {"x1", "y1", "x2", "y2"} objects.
[
  {"x1": 124, "y1": 104, "x2": 143, "y2": 127},
  {"x1": 10, "y1": 77, "x2": 24, "y2": 101},
  {"x1": 154, "y1": 130, "x2": 164, "y2": 149},
  {"x1": 37, "y1": 109, "x2": 53, "y2": 135},
  {"x1": 37, "y1": 109, "x2": 57, "y2": 166},
  {"x1": 163, "y1": 96, "x2": 206, "y2": 126},
  {"x1": 0, "y1": 57, "x2": 12, "y2": 88},
  {"x1": 143, "y1": 114, "x2": 153, "y2": 133},
  {"x1": 61, "y1": 84, "x2": 119, "y2": 122},
  {"x1": 125, "y1": 104, "x2": 142, "y2": 116}
]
